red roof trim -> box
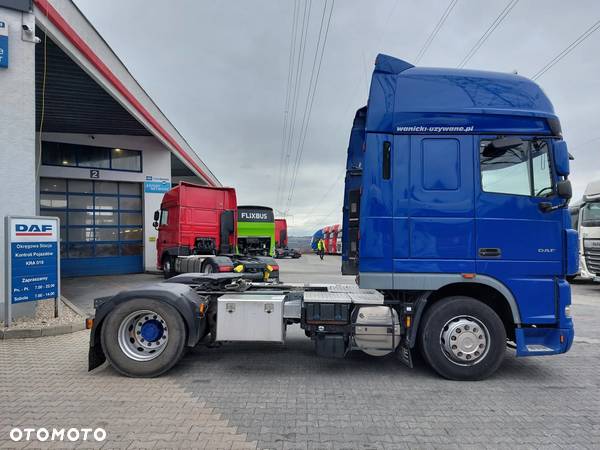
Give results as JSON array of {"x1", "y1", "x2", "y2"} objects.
[{"x1": 34, "y1": 0, "x2": 216, "y2": 186}]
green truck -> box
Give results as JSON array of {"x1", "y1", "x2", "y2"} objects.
[{"x1": 236, "y1": 206, "x2": 275, "y2": 256}]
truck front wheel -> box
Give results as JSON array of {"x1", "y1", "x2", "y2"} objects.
[
  {"x1": 162, "y1": 256, "x2": 176, "y2": 279},
  {"x1": 101, "y1": 298, "x2": 187, "y2": 377},
  {"x1": 418, "y1": 296, "x2": 506, "y2": 381}
]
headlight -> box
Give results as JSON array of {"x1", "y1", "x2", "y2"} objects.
[{"x1": 564, "y1": 305, "x2": 572, "y2": 318}]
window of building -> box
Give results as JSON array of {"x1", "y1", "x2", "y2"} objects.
[
  {"x1": 41, "y1": 142, "x2": 142, "y2": 172},
  {"x1": 480, "y1": 139, "x2": 553, "y2": 197}
]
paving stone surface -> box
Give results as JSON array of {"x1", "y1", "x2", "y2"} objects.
[{"x1": 1, "y1": 256, "x2": 598, "y2": 449}]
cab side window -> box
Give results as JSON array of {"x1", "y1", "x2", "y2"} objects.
[{"x1": 480, "y1": 139, "x2": 553, "y2": 197}]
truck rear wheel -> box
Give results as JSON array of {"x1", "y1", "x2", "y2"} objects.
[
  {"x1": 101, "y1": 298, "x2": 186, "y2": 377},
  {"x1": 418, "y1": 296, "x2": 506, "y2": 381}
]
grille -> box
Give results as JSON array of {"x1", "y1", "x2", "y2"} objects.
[{"x1": 584, "y1": 247, "x2": 600, "y2": 275}]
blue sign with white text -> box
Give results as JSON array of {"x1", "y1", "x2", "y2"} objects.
[
  {"x1": 9, "y1": 218, "x2": 60, "y2": 304},
  {"x1": 0, "y1": 20, "x2": 8, "y2": 69},
  {"x1": 144, "y1": 180, "x2": 170, "y2": 193}
]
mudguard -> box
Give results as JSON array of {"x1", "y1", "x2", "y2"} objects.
[{"x1": 88, "y1": 283, "x2": 207, "y2": 371}]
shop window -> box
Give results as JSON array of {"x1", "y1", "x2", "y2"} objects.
[
  {"x1": 41, "y1": 142, "x2": 142, "y2": 172},
  {"x1": 68, "y1": 195, "x2": 94, "y2": 210},
  {"x1": 68, "y1": 211, "x2": 94, "y2": 226},
  {"x1": 111, "y1": 149, "x2": 141, "y2": 171},
  {"x1": 95, "y1": 181, "x2": 118, "y2": 195},
  {"x1": 77, "y1": 147, "x2": 110, "y2": 169},
  {"x1": 68, "y1": 227, "x2": 94, "y2": 242},
  {"x1": 40, "y1": 178, "x2": 66, "y2": 192},
  {"x1": 95, "y1": 228, "x2": 118, "y2": 241},
  {"x1": 94, "y1": 211, "x2": 117, "y2": 226},
  {"x1": 69, "y1": 180, "x2": 93, "y2": 194},
  {"x1": 95, "y1": 196, "x2": 118, "y2": 210},
  {"x1": 120, "y1": 228, "x2": 143, "y2": 241},
  {"x1": 119, "y1": 182, "x2": 141, "y2": 196},
  {"x1": 120, "y1": 197, "x2": 142, "y2": 211},
  {"x1": 119, "y1": 212, "x2": 143, "y2": 226},
  {"x1": 40, "y1": 193, "x2": 67, "y2": 209}
]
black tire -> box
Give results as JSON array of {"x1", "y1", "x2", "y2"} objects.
[
  {"x1": 202, "y1": 261, "x2": 218, "y2": 273},
  {"x1": 418, "y1": 296, "x2": 506, "y2": 381},
  {"x1": 162, "y1": 256, "x2": 176, "y2": 279},
  {"x1": 101, "y1": 298, "x2": 187, "y2": 378}
]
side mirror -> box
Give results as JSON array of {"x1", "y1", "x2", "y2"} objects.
[
  {"x1": 557, "y1": 179, "x2": 572, "y2": 200},
  {"x1": 153, "y1": 210, "x2": 160, "y2": 221},
  {"x1": 152, "y1": 221, "x2": 159, "y2": 229},
  {"x1": 553, "y1": 141, "x2": 570, "y2": 176}
]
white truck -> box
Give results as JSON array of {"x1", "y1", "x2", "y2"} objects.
[{"x1": 569, "y1": 180, "x2": 600, "y2": 281}]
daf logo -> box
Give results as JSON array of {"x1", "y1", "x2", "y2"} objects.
[
  {"x1": 15, "y1": 224, "x2": 53, "y2": 235},
  {"x1": 538, "y1": 248, "x2": 556, "y2": 253}
]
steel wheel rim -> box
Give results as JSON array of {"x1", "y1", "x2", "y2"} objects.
[
  {"x1": 204, "y1": 264, "x2": 214, "y2": 273},
  {"x1": 440, "y1": 315, "x2": 490, "y2": 366},
  {"x1": 117, "y1": 309, "x2": 169, "y2": 361},
  {"x1": 164, "y1": 260, "x2": 171, "y2": 274}
]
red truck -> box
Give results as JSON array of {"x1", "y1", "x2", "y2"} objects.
[
  {"x1": 154, "y1": 182, "x2": 279, "y2": 279},
  {"x1": 274, "y1": 218, "x2": 301, "y2": 259}
]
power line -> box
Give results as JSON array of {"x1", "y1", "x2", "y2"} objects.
[
  {"x1": 284, "y1": 0, "x2": 330, "y2": 210},
  {"x1": 303, "y1": 168, "x2": 345, "y2": 217},
  {"x1": 414, "y1": 0, "x2": 458, "y2": 64},
  {"x1": 281, "y1": 0, "x2": 312, "y2": 213},
  {"x1": 456, "y1": 0, "x2": 519, "y2": 68},
  {"x1": 285, "y1": 0, "x2": 335, "y2": 214},
  {"x1": 532, "y1": 18, "x2": 600, "y2": 80},
  {"x1": 275, "y1": 0, "x2": 301, "y2": 209}
]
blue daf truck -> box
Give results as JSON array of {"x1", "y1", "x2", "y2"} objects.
[{"x1": 89, "y1": 54, "x2": 577, "y2": 381}]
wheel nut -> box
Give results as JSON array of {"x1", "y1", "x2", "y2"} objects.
[
  {"x1": 473, "y1": 328, "x2": 478, "y2": 333},
  {"x1": 456, "y1": 328, "x2": 462, "y2": 333},
  {"x1": 451, "y1": 336, "x2": 457, "y2": 341},
  {"x1": 479, "y1": 344, "x2": 484, "y2": 349},
  {"x1": 452, "y1": 345, "x2": 457, "y2": 350},
  {"x1": 464, "y1": 325, "x2": 470, "y2": 331},
  {"x1": 466, "y1": 354, "x2": 471, "y2": 359}
]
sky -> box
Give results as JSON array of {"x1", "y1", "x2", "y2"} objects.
[{"x1": 74, "y1": 0, "x2": 600, "y2": 235}]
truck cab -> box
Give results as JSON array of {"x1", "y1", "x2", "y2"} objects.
[
  {"x1": 346, "y1": 54, "x2": 577, "y2": 363},
  {"x1": 342, "y1": 106, "x2": 367, "y2": 274},
  {"x1": 155, "y1": 182, "x2": 237, "y2": 277},
  {"x1": 569, "y1": 180, "x2": 600, "y2": 280}
]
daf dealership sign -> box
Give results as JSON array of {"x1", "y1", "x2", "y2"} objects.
[{"x1": 4, "y1": 216, "x2": 60, "y2": 324}]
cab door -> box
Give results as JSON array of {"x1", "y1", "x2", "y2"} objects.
[
  {"x1": 401, "y1": 135, "x2": 476, "y2": 274},
  {"x1": 475, "y1": 138, "x2": 563, "y2": 324}
]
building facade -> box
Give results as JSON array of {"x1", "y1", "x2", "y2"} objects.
[{"x1": 0, "y1": 0, "x2": 219, "y2": 319}]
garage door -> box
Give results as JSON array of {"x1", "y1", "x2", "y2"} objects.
[{"x1": 40, "y1": 178, "x2": 143, "y2": 277}]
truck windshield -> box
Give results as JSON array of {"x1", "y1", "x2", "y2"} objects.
[{"x1": 582, "y1": 203, "x2": 600, "y2": 227}]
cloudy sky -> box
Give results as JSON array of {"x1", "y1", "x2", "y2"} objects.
[{"x1": 74, "y1": 0, "x2": 600, "y2": 235}]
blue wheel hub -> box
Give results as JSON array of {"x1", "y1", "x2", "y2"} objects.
[{"x1": 140, "y1": 319, "x2": 164, "y2": 342}]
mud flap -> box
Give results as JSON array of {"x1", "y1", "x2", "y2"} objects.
[{"x1": 397, "y1": 340, "x2": 413, "y2": 368}]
